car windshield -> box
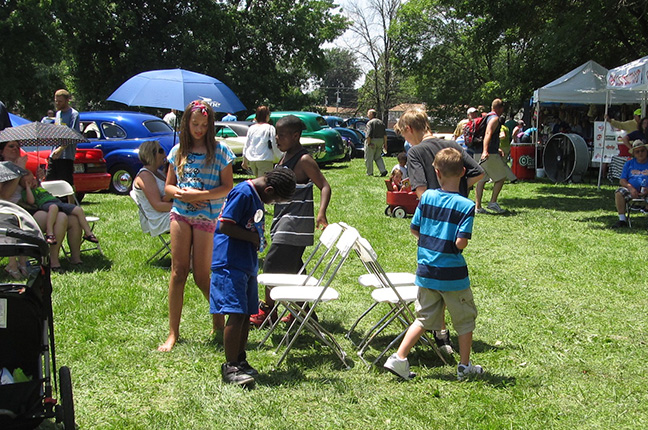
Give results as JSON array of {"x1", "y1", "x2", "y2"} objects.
[
  {"x1": 144, "y1": 120, "x2": 173, "y2": 134},
  {"x1": 316, "y1": 116, "x2": 329, "y2": 129},
  {"x1": 215, "y1": 126, "x2": 238, "y2": 138}
]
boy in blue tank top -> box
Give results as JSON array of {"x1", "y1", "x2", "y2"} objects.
[{"x1": 384, "y1": 147, "x2": 484, "y2": 381}]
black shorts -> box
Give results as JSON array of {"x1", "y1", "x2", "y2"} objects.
[
  {"x1": 45, "y1": 158, "x2": 74, "y2": 186},
  {"x1": 263, "y1": 243, "x2": 306, "y2": 274},
  {"x1": 41, "y1": 200, "x2": 77, "y2": 216}
]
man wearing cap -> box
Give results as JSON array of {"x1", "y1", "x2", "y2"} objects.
[
  {"x1": 364, "y1": 109, "x2": 388, "y2": 176},
  {"x1": 453, "y1": 107, "x2": 479, "y2": 140},
  {"x1": 607, "y1": 108, "x2": 642, "y2": 133},
  {"x1": 612, "y1": 139, "x2": 648, "y2": 228}
]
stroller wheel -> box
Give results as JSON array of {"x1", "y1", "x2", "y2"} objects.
[
  {"x1": 59, "y1": 366, "x2": 76, "y2": 429},
  {"x1": 393, "y1": 206, "x2": 407, "y2": 218},
  {"x1": 385, "y1": 206, "x2": 393, "y2": 216}
]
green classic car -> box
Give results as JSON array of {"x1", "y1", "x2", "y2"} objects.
[{"x1": 246, "y1": 111, "x2": 349, "y2": 164}]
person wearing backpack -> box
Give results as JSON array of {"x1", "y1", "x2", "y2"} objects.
[{"x1": 473, "y1": 98, "x2": 515, "y2": 214}]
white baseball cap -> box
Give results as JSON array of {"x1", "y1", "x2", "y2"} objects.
[{"x1": 467, "y1": 107, "x2": 477, "y2": 115}]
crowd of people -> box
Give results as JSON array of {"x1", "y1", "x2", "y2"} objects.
[
  {"x1": 0, "y1": 89, "x2": 93, "y2": 275},
  {"x1": 4, "y1": 89, "x2": 645, "y2": 387}
]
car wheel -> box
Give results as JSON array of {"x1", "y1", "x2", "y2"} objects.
[
  {"x1": 109, "y1": 164, "x2": 134, "y2": 195},
  {"x1": 393, "y1": 206, "x2": 407, "y2": 218},
  {"x1": 344, "y1": 141, "x2": 353, "y2": 161}
]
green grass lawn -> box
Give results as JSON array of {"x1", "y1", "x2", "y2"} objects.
[{"x1": 31, "y1": 157, "x2": 648, "y2": 429}]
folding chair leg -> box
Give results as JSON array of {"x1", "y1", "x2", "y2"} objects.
[{"x1": 345, "y1": 302, "x2": 379, "y2": 344}]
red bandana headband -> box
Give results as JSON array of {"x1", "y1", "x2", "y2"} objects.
[{"x1": 190, "y1": 101, "x2": 208, "y2": 116}]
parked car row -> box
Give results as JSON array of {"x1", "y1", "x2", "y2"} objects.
[
  {"x1": 214, "y1": 121, "x2": 327, "y2": 166},
  {"x1": 8, "y1": 109, "x2": 404, "y2": 198},
  {"x1": 246, "y1": 111, "x2": 349, "y2": 165}
]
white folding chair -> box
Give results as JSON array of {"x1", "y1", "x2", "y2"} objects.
[
  {"x1": 40, "y1": 180, "x2": 102, "y2": 256},
  {"x1": 264, "y1": 226, "x2": 360, "y2": 368},
  {"x1": 345, "y1": 271, "x2": 416, "y2": 345},
  {"x1": 129, "y1": 190, "x2": 171, "y2": 265},
  {"x1": 254, "y1": 222, "x2": 345, "y2": 329},
  {"x1": 352, "y1": 237, "x2": 445, "y2": 367}
]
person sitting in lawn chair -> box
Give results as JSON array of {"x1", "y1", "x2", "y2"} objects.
[{"x1": 612, "y1": 139, "x2": 648, "y2": 228}]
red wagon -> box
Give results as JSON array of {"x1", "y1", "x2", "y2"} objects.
[{"x1": 384, "y1": 180, "x2": 419, "y2": 218}]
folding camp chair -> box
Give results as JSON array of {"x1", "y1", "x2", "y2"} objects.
[
  {"x1": 265, "y1": 226, "x2": 360, "y2": 368},
  {"x1": 254, "y1": 222, "x2": 345, "y2": 329},
  {"x1": 352, "y1": 237, "x2": 445, "y2": 367},
  {"x1": 129, "y1": 190, "x2": 171, "y2": 264},
  {"x1": 40, "y1": 180, "x2": 102, "y2": 256},
  {"x1": 626, "y1": 198, "x2": 648, "y2": 228}
]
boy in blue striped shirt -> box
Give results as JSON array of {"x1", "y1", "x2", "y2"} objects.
[{"x1": 384, "y1": 147, "x2": 483, "y2": 381}]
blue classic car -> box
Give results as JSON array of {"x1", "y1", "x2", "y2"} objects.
[
  {"x1": 78, "y1": 111, "x2": 178, "y2": 194},
  {"x1": 323, "y1": 115, "x2": 365, "y2": 158}
]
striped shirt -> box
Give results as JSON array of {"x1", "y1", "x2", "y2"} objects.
[
  {"x1": 168, "y1": 142, "x2": 235, "y2": 220},
  {"x1": 411, "y1": 189, "x2": 474, "y2": 291},
  {"x1": 270, "y1": 181, "x2": 314, "y2": 246}
]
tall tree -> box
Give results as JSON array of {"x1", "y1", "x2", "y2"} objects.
[
  {"x1": 344, "y1": 0, "x2": 402, "y2": 122},
  {"x1": 394, "y1": 0, "x2": 648, "y2": 123},
  {"x1": 318, "y1": 48, "x2": 361, "y2": 108},
  {"x1": 1, "y1": 0, "x2": 65, "y2": 119},
  {"x1": 51, "y1": 0, "x2": 347, "y2": 114}
]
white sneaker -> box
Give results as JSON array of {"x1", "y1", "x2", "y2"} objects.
[
  {"x1": 457, "y1": 362, "x2": 484, "y2": 381},
  {"x1": 486, "y1": 202, "x2": 506, "y2": 214},
  {"x1": 384, "y1": 353, "x2": 416, "y2": 380},
  {"x1": 475, "y1": 208, "x2": 489, "y2": 214}
]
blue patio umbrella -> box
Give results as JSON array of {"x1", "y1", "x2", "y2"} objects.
[{"x1": 107, "y1": 69, "x2": 246, "y2": 113}]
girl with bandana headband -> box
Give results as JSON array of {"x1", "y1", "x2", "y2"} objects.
[{"x1": 159, "y1": 100, "x2": 235, "y2": 352}]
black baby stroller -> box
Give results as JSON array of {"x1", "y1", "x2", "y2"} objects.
[{"x1": 0, "y1": 201, "x2": 75, "y2": 429}]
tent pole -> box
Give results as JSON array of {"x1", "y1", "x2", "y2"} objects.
[
  {"x1": 534, "y1": 101, "x2": 540, "y2": 172},
  {"x1": 598, "y1": 91, "x2": 610, "y2": 190}
]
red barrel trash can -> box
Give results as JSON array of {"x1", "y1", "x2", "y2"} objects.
[{"x1": 510, "y1": 143, "x2": 535, "y2": 180}]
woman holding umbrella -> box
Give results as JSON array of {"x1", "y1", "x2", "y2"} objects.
[{"x1": 0, "y1": 140, "x2": 83, "y2": 271}]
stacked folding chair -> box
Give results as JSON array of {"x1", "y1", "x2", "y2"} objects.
[
  {"x1": 261, "y1": 225, "x2": 360, "y2": 368},
  {"x1": 352, "y1": 236, "x2": 446, "y2": 367},
  {"x1": 255, "y1": 222, "x2": 345, "y2": 329}
]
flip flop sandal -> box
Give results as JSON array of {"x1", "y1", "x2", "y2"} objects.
[
  {"x1": 46, "y1": 234, "x2": 57, "y2": 245},
  {"x1": 83, "y1": 234, "x2": 99, "y2": 243}
]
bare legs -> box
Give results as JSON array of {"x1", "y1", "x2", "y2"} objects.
[
  {"x1": 396, "y1": 324, "x2": 473, "y2": 366},
  {"x1": 475, "y1": 178, "x2": 505, "y2": 210},
  {"x1": 33, "y1": 211, "x2": 68, "y2": 268},
  {"x1": 224, "y1": 314, "x2": 249, "y2": 363},
  {"x1": 46, "y1": 205, "x2": 58, "y2": 238},
  {"x1": 70, "y1": 206, "x2": 95, "y2": 237},
  {"x1": 159, "y1": 220, "x2": 224, "y2": 352}
]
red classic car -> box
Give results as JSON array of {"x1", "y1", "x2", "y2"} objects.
[{"x1": 21, "y1": 147, "x2": 111, "y2": 199}]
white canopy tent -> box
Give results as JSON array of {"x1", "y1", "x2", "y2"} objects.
[
  {"x1": 533, "y1": 60, "x2": 638, "y2": 105},
  {"x1": 532, "y1": 60, "x2": 644, "y2": 186},
  {"x1": 606, "y1": 55, "x2": 648, "y2": 117}
]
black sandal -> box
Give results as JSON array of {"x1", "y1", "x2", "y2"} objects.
[{"x1": 83, "y1": 234, "x2": 99, "y2": 243}]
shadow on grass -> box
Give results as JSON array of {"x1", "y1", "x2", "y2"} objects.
[
  {"x1": 432, "y1": 371, "x2": 517, "y2": 388},
  {"x1": 500, "y1": 184, "x2": 613, "y2": 213},
  {"x1": 61, "y1": 252, "x2": 112, "y2": 273},
  {"x1": 578, "y1": 213, "x2": 648, "y2": 233}
]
